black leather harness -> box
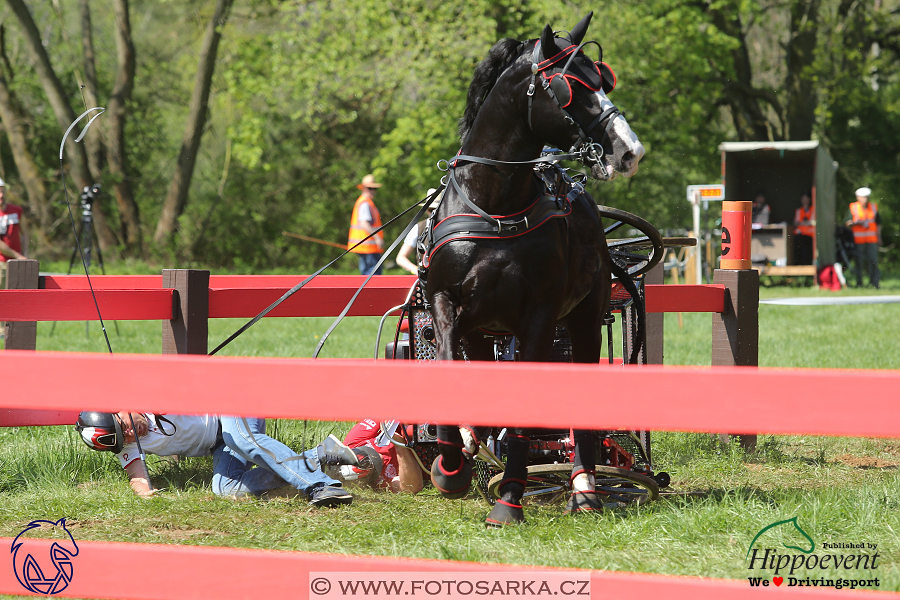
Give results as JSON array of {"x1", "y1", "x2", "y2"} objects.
[{"x1": 423, "y1": 163, "x2": 586, "y2": 267}]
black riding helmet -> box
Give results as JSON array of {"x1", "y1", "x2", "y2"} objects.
[{"x1": 74, "y1": 411, "x2": 124, "y2": 453}]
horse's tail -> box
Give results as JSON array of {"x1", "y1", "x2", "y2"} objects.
[{"x1": 609, "y1": 262, "x2": 644, "y2": 365}]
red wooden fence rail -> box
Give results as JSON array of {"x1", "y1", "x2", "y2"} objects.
[
  {"x1": 2, "y1": 351, "x2": 899, "y2": 438},
  {"x1": 1, "y1": 537, "x2": 888, "y2": 600}
]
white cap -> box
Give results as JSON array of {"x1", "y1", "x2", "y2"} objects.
[
  {"x1": 855, "y1": 187, "x2": 871, "y2": 197},
  {"x1": 0, "y1": 177, "x2": 5, "y2": 187}
]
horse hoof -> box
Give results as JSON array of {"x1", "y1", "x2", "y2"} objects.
[
  {"x1": 485, "y1": 500, "x2": 525, "y2": 527},
  {"x1": 564, "y1": 491, "x2": 603, "y2": 514},
  {"x1": 430, "y1": 455, "x2": 472, "y2": 499}
]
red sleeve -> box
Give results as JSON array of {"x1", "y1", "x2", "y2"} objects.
[{"x1": 343, "y1": 420, "x2": 379, "y2": 448}]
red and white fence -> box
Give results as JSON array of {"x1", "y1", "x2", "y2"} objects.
[{"x1": 1, "y1": 261, "x2": 897, "y2": 599}]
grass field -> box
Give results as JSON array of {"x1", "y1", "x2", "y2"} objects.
[{"x1": 2, "y1": 271, "x2": 899, "y2": 596}]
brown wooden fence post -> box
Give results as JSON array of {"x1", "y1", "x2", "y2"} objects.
[
  {"x1": 5, "y1": 259, "x2": 39, "y2": 350},
  {"x1": 644, "y1": 261, "x2": 664, "y2": 365},
  {"x1": 712, "y1": 268, "x2": 759, "y2": 450},
  {"x1": 162, "y1": 269, "x2": 209, "y2": 355}
]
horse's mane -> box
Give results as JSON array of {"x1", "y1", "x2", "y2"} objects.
[{"x1": 458, "y1": 38, "x2": 526, "y2": 143}]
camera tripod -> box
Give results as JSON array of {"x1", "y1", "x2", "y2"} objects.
[{"x1": 51, "y1": 184, "x2": 117, "y2": 337}]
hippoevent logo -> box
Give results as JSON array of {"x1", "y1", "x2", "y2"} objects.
[
  {"x1": 746, "y1": 517, "x2": 880, "y2": 590},
  {"x1": 10, "y1": 519, "x2": 79, "y2": 595}
]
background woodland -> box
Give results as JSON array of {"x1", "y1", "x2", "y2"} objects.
[{"x1": 0, "y1": 0, "x2": 898, "y2": 272}]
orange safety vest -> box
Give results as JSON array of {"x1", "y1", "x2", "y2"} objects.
[
  {"x1": 794, "y1": 206, "x2": 815, "y2": 237},
  {"x1": 849, "y1": 201, "x2": 878, "y2": 244},
  {"x1": 348, "y1": 195, "x2": 383, "y2": 254}
]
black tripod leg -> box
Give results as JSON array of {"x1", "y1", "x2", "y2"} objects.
[
  {"x1": 50, "y1": 221, "x2": 86, "y2": 337},
  {"x1": 92, "y1": 227, "x2": 119, "y2": 336}
]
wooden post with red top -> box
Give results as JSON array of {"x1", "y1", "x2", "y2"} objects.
[
  {"x1": 713, "y1": 201, "x2": 759, "y2": 451},
  {"x1": 162, "y1": 269, "x2": 209, "y2": 355},
  {"x1": 4, "y1": 259, "x2": 39, "y2": 351}
]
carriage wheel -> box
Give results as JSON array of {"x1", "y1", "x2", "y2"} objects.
[
  {"x1": 597, "y1": 205, "x2": 664, "y2": 277},
  {"x1": 486, "y1": 463, "x2": 659, "y2": 506}
]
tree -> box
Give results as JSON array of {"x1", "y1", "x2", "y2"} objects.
[
  {"x1": 104, "y1": 0, "x2": 140, "y2": 254},
  {"x1": 0, "y1": 24, "x2": 48, "y2": 229},
  {"x1": 153, "y1": 0, "x2": 234, "y2": 246}
]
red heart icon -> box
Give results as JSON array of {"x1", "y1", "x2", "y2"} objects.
[{"x1": 773, "y1": 577, "x2": 783, "y2": 586}]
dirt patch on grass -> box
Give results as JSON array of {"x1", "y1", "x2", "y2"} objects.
[
  {"x1": 833, "y1": 454, "x2": 899, "y2": 469},
  {"x1": 149, "y1": 527, "x2": 227, "y2": 540}
]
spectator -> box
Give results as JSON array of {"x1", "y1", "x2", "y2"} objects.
[
  {"x1": 845, "y1": 186, "x2": 881, "y2": 288},
  {"x1": 396, "y1": 188, "x2": 442, "y2": 275},
  {"x1": 0, "y1": 178, "x2": 29, "y2": 289},
  {"x1": 348, "y1": 174, "x2": 384, "y2": 275},
  {"x1": 752, "y1": 191, "x2": 770, "y2": 225},
  {"x1": 75, "y1": 411, "x2": 359, "y2": 506},
  {"x1": 793, "y1": 191, "x2": 815, "y2": 265}
]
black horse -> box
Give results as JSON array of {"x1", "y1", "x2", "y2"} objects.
[{"x1": 423, "y1": 13, "x2": 645, "y2": 525}]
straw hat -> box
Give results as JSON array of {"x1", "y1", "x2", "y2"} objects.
[
  {"x1": 424, "y1": 188, "x2": 443, "y2": 211},
  {"x1": 855, "y1": 187, "x2": 871, "y2": 197},
  {"x1": 356, "y1": 174, "x2": 383, "y2": 190}
]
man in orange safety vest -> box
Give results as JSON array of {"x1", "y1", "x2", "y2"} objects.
[
  {"x1": 845, "y1": 187, "x2": 881, "y2": 288},
  {"x1": 348, "y1": 174, "x2": 384, "y2": 275}
]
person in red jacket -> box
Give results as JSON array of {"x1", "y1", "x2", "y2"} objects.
[
  {"x1": 0, "y1": 178, "x2": 29, "y2": 289},
  {"x1": 845, "y1": 187, "x2": 881, "y2": 288}
]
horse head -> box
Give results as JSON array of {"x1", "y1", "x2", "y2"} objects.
[{"x1": 528, "y1": 12, "x2": 644, "y2": 180}]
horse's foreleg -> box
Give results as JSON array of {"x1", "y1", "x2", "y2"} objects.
[
  {"x1": 485, "y1": 429, "x2": 528, "y2": 526},
  {"x1": 431, "y1": 293, "x2": 463, "y2": 361},
  {"x1": 562, "y1": 288, "x2": 609, "y2": 514},
  {"x1": 430, "y1": 425, "x2": 473, "y2": 499},
  {"x1": 565, "y1": 430, "x2": 603, "y2": 514}
]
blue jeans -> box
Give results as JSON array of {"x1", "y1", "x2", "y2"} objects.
[
  {"x1": 358, "y1": 252, "x2": 383, "y2": 275},
  {"x1": 211, "y1": 416, "x2": 340, "y2": 497}
]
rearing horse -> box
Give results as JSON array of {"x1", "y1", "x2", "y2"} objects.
[{"x1": 424, "y1": 13, "x2": 644, "y2": 525}]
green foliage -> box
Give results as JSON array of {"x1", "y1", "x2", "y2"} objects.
[{"x1": 2, "y1": 0, "x2": 900, "y2": 270}]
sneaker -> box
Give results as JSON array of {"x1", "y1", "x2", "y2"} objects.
[
  {"x1": 307, "y1": 483, "x2": 353, "y2": 507},
  {"x1": 317, "y1": 434, "x2": 360, "y2": 466}
]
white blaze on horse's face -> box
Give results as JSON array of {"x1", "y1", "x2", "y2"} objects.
[{"x1": 592, "y1": 90, "x2": 644, "y2": 180}]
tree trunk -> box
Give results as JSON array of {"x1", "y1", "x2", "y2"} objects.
[
  {"x1": 6, "y1": 0, "x2": 119, "y2": 250},
  {"x1": 6, "y1": 0, "x2": 93, "y2": 189},
  {"x1": 78, "y1": 0, "x2": 118, "y2": 252},
  {"x1": 784, "y1": 0, "x2": 819, "y2": 140},
  {"x1": 154, "y1": 0, "x2": 234, "y2": 245},
  {"x1": 105, "y1": 0, "x2": 141, "y2": 255},
  {"x1": 707, "y1": 6, "x2": 776, "y2": 141},
  {"x1": 0, "y1": 26, "x2": 48, "y2": 227}
]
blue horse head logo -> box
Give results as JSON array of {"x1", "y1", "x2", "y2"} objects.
[{"x1": 11, "y1": 519, "x2": 79, "y2": 595}]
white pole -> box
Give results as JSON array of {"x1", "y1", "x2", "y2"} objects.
[{"x1": 692, "y1": 191, "x2": 702, "y2": 285}]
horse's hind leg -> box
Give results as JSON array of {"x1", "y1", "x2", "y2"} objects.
[{"x1": 485, "y1": 429, "x2": 528, "y2": 526}]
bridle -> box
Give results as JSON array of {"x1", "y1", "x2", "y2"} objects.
[
  {"x1": 433, "y1": 37, "x2": 622, "y2": 234},
  {"x1": 526, "y1": 38, "x2": 621, "y2": 169}
]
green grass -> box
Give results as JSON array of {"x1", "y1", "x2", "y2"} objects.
[{"x1": 3, "y1": 271, "x2": 900, "y2": 595}]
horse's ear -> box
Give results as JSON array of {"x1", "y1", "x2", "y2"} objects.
[
  {"x1": 540, "y1": 24, "x2": 556, "y2": 60},
  {"x1": 569, "y1": 12, "x2": 593, "y2": 46}
]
